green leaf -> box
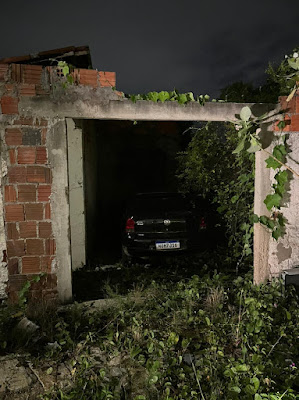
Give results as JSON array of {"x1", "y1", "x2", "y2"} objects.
[
  {"x1": 272, "y1": 227, "x2": 282, "y2": 240},
  {"x1": 245, "y1": 384, "x2": 257, "y2": 395},
  {"x1": 253, "y1": 214, "x2": 260, "y2": 223},
  {"x1": 265, "y1": 157, "x2": 281, "y2": 170},
  {"x1": 46, "y1": 367, "x2": 53, "y2": 375},
  {"x1": 186, "y1": 92, "x2": 195, "y2": 102},
  {"x1": 273, "y1": 145, "x2": 287, "y2": 161},
  {"x1": 275, "y1": 170, "x2": 288, "y2": 186},
  {"x1": 229, "y1": 386, "x2": 241, "y2": 393},
  {"x1": 240, "y1": 106, "x2": 252, "y2": 122},
  {"x1": 177, "y1": 93, "x2": 188, "y2": 105},
  {"x1": 247, "y1": 137, "x2": 260, "y2": 153},
  {"x1": 235, "y1": 364, "x2": 248, "y2": 372},
  {"x1": 158, "y1": 91, "x2": 170, "y2": 103},
  {"x1": 277, "y1": 120, "x2": 286, "y2": 130},
  {"x1": 232, "y1": 136, "x2": 246, "y2": 154},
  {"x1": 251, "y1": 377, "x2": 260, "y2": 391},
  {"x1": 264, "y1": 193, "x2": 282, "y2": 210},
  {"x1": 231, "y1": 195, "x2": 239, "y2": 204},
  {"x1": 147, "y1": 92, "x2": 159, "y2": 102},
  {"x1": 62, "y1": 65, "x2": 69, "y2": 76},
  {"x1": 287, "y1": 58, "x2": 299, "y2": 70},
  {"x1": 254, "y1": 395, "x2": 262, "y2": 400}
]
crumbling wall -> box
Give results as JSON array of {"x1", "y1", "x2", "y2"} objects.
[{"x1": 254, "y1": 92, "x2": 299, "y2": 282}]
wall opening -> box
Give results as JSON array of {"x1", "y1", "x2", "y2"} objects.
[{"x1": 68, "y1": 119, "x2": 191, "y2": 268}]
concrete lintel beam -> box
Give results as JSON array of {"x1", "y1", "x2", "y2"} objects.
[{"x1": 19, "y1": 96, "x2": 279, "y2": 122}]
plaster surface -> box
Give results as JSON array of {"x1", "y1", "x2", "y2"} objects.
[
  {"x1": 66, "y1": 119, "x2": 86, "y2": 271},
  {"x1": 0, "y1": 145, "x2": 8, "y2": 299},
  {"x1": 19, "y1": 89, "x2": 278, "y2": 122},
  {"x1": 47, "y1": 120, "x2": 72, "y2": 302}
]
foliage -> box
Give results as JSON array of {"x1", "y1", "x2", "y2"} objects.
[
  {"x1": 219, "y1": 81, "x2": 280, "y2": 104},
  {"x1": 266, "y1": 48, "x2": 299, "y2": 96},
  {"x1": 177, "y1": 121, "x2": 255, "y2": 267},
  {"x1": 127, "y1": 90, "x2": 210, "y2": 105},
  {"x1": 38, "y1": 270, "x2": 299, "y2": 399}
]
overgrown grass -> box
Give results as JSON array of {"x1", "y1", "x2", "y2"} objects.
[{"x1": 1, "y1": 266, "x2": 298, "y2": 399}]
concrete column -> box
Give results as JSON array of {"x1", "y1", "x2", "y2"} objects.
[
  {"x1": 66, "y1": 118, "x2": 86, "y2": 270},
  {"x1": 47, "y1": 120, "x2": 72, "y2": 303},
  {"x1": 0, "y1": 124, "x2": 8, "y2": 298},
  {"x1": 253, "y1": 145, "x2": 272, "y2": 284}
]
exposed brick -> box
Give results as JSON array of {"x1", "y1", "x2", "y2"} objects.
[
  {"x1": 296, "y1": 96, "x2": 299, "y2": 114},
  {"x1": 40, "y1": 256, "x2": 54, "y2": 273},
  {"x1": 25, "y1": 203, "x2": 43, "y2": 220},
  {"x1": 8, "y1": 258, "x2": 19, "y2": 275},
  {"x1": 23, "y1": 65, "x2": 43, "y2": 85},
  {"x1": 22, "y1": 257, "x2": 41, "y2": 274},
  {"x1": 44, "y1": 203, "x2": 51, "y2": 219},
  {"x1": 19, "y1": 84, "x2": 36, "y2": 96},
  {"x1": 0, "y1": 64, "x2": 9, "y2": 81},
  {"x1": 42, "y1": 289, "x2": 58, "y2": 302},
  {"x1": 290, "y1": 114, "x2": 299, "y2": 131},
  {"x1": 22, "y1": 128, "x2": 41, "y2": 145},
  {"x1": 11, "y1": 64, "x2": 22, "y2": 83},
  {"x1": 36, "y1": 147, "x2": 47, "y2": 164},
  {"x1": 274, "y1": 114, "x2": 291, "y2": 132},
  {"x1": 279, "y1": 96, "x2": 296, "y2": 113},
  {"x1": 26, "y1": 239, "x2": 44, "y2": 255},
  {"x1": 8, "y1": 274, "x2": 28, "y2": 292},
  {"x1": 4, "y1": 186, "x2": 17, "y2": 202},
  {"x1": 41, "y1": 128, "x2": 47, "y2": 145},
  {"x1": 7, "y1": 239, "x2": 25, "y2": 257},
  {"x1": 37, "y1": 119, "x2": 48, "y2": 127},
  {"x1": 6, "y1": 223, "x2": 19, "y2": 240},
  {"x1": 38, "y1": 185, "x2": 51, "y2": 202},
  {"x1": 99, "y1": 71, "x2": 116, "y2": 87},
  {"x1": 9, "y1": 149, "x2": 17, "y2": 164},
  {"x1": 0, "y1": 96, "x2": 19, "y2": 114},
  {"x1": 17, "y1": 147, "x2": 36, "y2": 164},
  {"x1": 39, "y1": 222, "x2": 52, "y2": 238},
  {"x1": 5, "y1": 128, "x2": 22, "y2": 146},
  {"x1": 45, "y1": 239, "x2": 56, "y2": 255},
  {"x1": 46, "y1": 273, "x2": 57, "y2": 289},
  {"x1": 7, "y1": 166, "x2": 27, "y2": 183},
  {"x1": 27, "y1": 166, "x2": 51, "y2": 183},
  {"x1": 19, "y1": 221, "x2": 37, "y2": 238},
  {"x1": 5, "y1": 204, "x2": 24, "y2": 221},
  {"x1": 13, "y1": 117, "x2": 34, "y2": 126},
  {"x1": 5, "y1": 84, "x2": 15, "y2": 94},
  {"x1": 79, "y1": 69, "x2": 98, "y2": 87},
  {"x1": 18, "y1": 184, "x2": 36, "y2": 202}
]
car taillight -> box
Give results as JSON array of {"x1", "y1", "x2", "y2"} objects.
[
  {"x1": 126, "y1": 218, "x2": 135, "y2": 232},
  {"x1": 200, "y1": 217, "x2": 207, "y2": 229}
]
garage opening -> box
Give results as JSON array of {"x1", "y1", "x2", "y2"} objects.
[{"x1": 67, "y1": 119, "x2": 191, "y2": 269}]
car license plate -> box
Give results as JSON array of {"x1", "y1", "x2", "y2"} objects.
[{"x1": 156, "y1": 241, "x2": 180, "y2": 250}]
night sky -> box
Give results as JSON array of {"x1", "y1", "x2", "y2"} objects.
[{"x1": 1, "y1": 0, "x2": 298, "y2": 97}]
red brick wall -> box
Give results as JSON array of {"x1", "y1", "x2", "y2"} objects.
[
  {"x1": 273, "y1": 91, "x2": 299, "y2": 131},
  {"x1": 0, "y1": 62, "x2": 116, "y2": 302},
  {"x1": 3, "y1": 117, "x2": 57, "y2": 302}
]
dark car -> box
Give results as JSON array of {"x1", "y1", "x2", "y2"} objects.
[{"x1": 121, "y1": 192, "x2": 211, "y2": 263}]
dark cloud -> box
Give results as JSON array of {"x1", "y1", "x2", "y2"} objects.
[{"x1": 0, "y1": 0, "x2": 298, "y2": 97}]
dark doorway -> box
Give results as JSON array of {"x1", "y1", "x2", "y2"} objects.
[{"x1": 79, "y1": 120, "x2": 189, "y2": 266}]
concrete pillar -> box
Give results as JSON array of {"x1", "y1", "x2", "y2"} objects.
[
  {"x1": 66, "y1": 118, "x2": 86, "y2": 271},
  {"x1": 47, "y1": 120, "x2": 72, "y2": 303}
]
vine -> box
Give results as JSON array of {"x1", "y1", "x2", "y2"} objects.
[{"x1": 231, "y1": 49, "x2": 299, "y2": 240}]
